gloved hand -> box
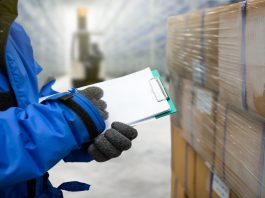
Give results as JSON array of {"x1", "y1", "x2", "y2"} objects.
[
  {"x1": 88, "y1": 122, "x2": 138, "y2": 162},
  {"x1": 78, "y1": 87, "x2": 138, "y2": 162},
  {"x1": 78, "y1": 87, "x2": 109, "y2": 120}
]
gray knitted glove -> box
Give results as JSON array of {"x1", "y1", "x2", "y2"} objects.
[
  {"x1": 88, "y1": 122, "x2": 138, "y2": 162},
  {"x1": 78, "y1": 87, "x2": 138, "y2": 162},
  {"x1": 78, "y1": 87, "x2": 109, "y2": 120}
]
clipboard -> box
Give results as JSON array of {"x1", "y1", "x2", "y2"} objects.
[
  {"x1": 151, "y1": 70, "x2": 177, "y2": 119},
  {"x1": 91, "y1": 68, "x2": 176, "y2": 127},
  {"x1": 81, "y1": 68, "x2": 177, "y2": 127},
  {"x1": 43, "y1": 68, "x2": 177, "y2": 128}
]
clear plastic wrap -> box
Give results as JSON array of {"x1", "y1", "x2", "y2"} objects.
[
  {"x1": 168, "y1": 0, "x2": 265, "y2": 117},
  {"x1": 171, "y1": 76, "x2": 265, "y2": 197},
  {"x1": 168, "y1": 1, "x2": 265, "y2": 197}
]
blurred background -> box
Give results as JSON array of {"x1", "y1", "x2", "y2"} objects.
[
  {"x1": 15, "y1": 0, "x2": 240, "y2": 197},
  {"x1": 16, "y1": 0, "x2": 240, "y2": 80}
]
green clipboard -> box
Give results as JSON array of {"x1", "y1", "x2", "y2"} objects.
[{"x1": 152, "y1": 70, "x2": 177, "y2": 119}]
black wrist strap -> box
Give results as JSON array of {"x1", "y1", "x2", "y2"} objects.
[{"x1": 59, "y1": 94, "x2": 99, "y2": 140}]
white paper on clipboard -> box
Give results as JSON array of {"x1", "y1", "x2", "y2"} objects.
[{"x1": 79, "y1": 68, "x2": 170, "y2": 129}]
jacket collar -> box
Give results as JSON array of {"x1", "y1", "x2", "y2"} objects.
[
  {"x1": 0, "y1": 0, "x2": 18, "y2": 17},
  {"x1": 0, "y1": 0, "x2": 18, "y2": 72},
  {"x1": 0, "y1": 0, "x2": 18, "y2": 106}
]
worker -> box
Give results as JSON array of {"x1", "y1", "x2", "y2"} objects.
[{"x1": 0, "y1": 0, "x2": 138, "y2": 197}]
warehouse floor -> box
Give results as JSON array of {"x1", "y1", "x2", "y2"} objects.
[{"x1": 49, "y1": 75, "x2": 171, "y2": 198}]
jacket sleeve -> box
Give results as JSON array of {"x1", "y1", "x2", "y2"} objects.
[
  {"x1": 0, "y1": 91, "x2": 105, "y2": 188},
  {"x1": 38, "y1": 78, "x2": 98, "y2": 163}
]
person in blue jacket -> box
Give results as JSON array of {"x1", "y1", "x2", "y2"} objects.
[{"x1": 0, "y1": 0, "x2": 138, "y2": 197}]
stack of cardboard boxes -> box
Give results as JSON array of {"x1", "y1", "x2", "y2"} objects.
[
  {"x1": 170, "y1": 126, "x2": 238, "y2": 198},
  {"x1": 168, "y1": 0, "x2": 265, "y2": 197}
]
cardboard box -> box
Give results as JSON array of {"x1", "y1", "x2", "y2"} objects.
[
  {"x1": 246, "y1": 0, "x2": 265, "y2": 118},
  {"x1": 171, "y1": 127, "x2": 237, "y2": 198},
  {"x1": 218, "y1": 3, "x2": 242, "y2": 109},
  {"x1": 230, "y1": 191, "x2": 240, "y2": 198},
  {"x1": 172, "y1": 127, "x2": 186, "y2": 183},
  {"x1": 167, "y1": 15, "x2": 187, "y2": 75},
  {"x1": 171, "y1": 174, "x2": 186, "y2": 198},
  {"x1": 187, "y1": 9, "x2": 220, "y2": 92},
  {"x1": 215, "y1": 103, "x2": 265, "y2": 197},
  {"x1": 171, "y1": 127, "x2": 196, "y2": 198},
  {"x1": 169, "y1": 0, "x2": 265, "y2": 117},
  {"x1": 171, "y1": 174, "x2": 178, "y2": 198},
  {"x1": 186, "y1": 144, "x2": 196, "y2": 198},
  {"x1": 196, "y1": 154, "x2": 231, "y2": 198},
  {"x1": 218, "y1": 1, "x2": 265, "y2": 118},
  {"x1": 185, "y1": 11, "x2": 203, "y2": 80},
  {"x1": 170, "y1": 75, "x2": 182, "y2": 128},
  {"x1": 195, "y1": 155, "x2": 212, "y2": 197},
  {"x1": 167, "y1": 9, "x2": 220, "y2": 92},
  {"x1": 192, "y1": 86, "x2": 217, "y2": 165},
  {"x1": 180, "y1": 79, "x2": 194, "y2": 144},
  {"x1": 178, "y1": 79, "x2": 217, "y2": 164},
  {"x1": 202, "y1": 7, "x2": 221, "y2": 92},
  {"x1": 172, "y1": 78, "x2": 265, "y2": 197}
]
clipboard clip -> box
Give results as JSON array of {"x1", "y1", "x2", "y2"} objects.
[{"x1": 149, "y1": 77, "x2": 169, "y2": 102}]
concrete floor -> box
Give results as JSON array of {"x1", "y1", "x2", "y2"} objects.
[{"x1": 49, "y1": 76, "x2": 171, "y2": 198}]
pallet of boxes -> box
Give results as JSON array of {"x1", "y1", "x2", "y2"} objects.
[{"x1": 167, "y1": 0, "x2": 265, "y2": 197}]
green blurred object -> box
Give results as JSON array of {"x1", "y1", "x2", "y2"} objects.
[{"x1": 152, "y1": 70, "x2": 177, "y2": 119}]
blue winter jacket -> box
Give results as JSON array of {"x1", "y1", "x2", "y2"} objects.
[{"x1": 0, "y1": 22, "x2": 106, "y2": 197}]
